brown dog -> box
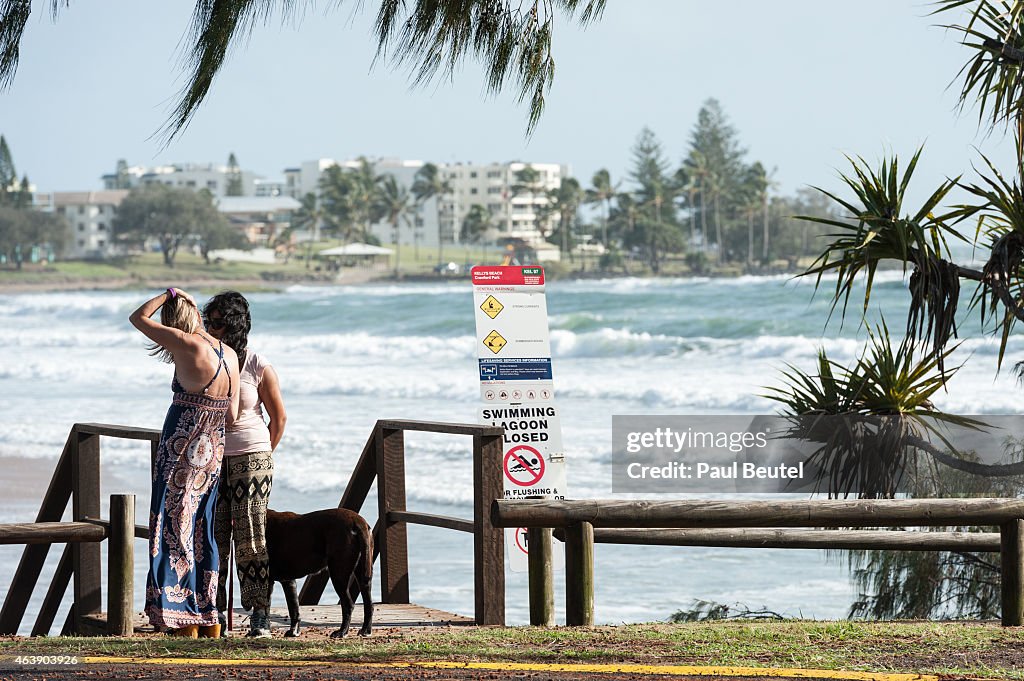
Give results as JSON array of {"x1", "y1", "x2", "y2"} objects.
[{"x1": 264, "y1": 508, "x2": 373, "y2": 638}]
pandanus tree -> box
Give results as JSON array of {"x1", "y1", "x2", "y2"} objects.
[{"x1": 764, "y1": 0, "x2": 1024, "y2": 619}]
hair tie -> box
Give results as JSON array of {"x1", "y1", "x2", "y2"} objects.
[{"x1": 167, "y1": 288, "x2": 177, "y2": 299}]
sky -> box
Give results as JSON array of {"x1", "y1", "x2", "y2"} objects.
[{"x1": 0, "y1": 0, "x2": 1017, "y2": 204}]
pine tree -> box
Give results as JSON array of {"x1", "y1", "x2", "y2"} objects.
[
  {"x1": 226, "y1": 152, "x2": 243, "y2": 196},
  {"x1": 685, "y1": 99, "x2": 747, "y2": 261},
  {"x1": 0, "y1": 135, "x2": 16, "y2": 205}
]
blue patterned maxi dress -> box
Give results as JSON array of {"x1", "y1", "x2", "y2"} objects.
[{"x1": 145, "y1": 340, "x2": 232, "y2": 630}]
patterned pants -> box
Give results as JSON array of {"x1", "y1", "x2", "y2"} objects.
[{"x1": 214, "y1": 451, "x2": 274, "y2": 612}]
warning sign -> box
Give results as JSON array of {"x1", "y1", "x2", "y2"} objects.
[
  {"x1": 472, "y1": 266, "x2": 567, "y2": 573},
  {"x1": 483, "y1": 330, "x2": 507, "y2": 354},
  {"x1": 504, "y1": 445, "x2": 545, "y2": 486},
  {"x1": 480, "y1": 295, "x2": 504, "y2": 319}
]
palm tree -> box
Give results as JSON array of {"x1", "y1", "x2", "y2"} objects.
[
  {"x1": 292, "y1": 192, "x2": 325, "y2": 269},
  {"x1": 375, "y1": 175, "x2": 416, "y2": 277},
  {"x1": 411, "y1": 163, "x2": 453, "y2": 265},
  {"x1": 348, "y1": 158, "x2": 381, "y2": 243},
  {"x1": 585, "y1": 169, "x2": 617, "y2": 248},
  {"x1": 685, "y1": 151, "x2": 711, "y2": 253},
  {"x1": 461, "y1": 204, "x2": 494, "y2": 264},
  {"x1": 741, "y1": 162, "x2": 769, "y2": 268},
  {"x1": 549, "y1": 177, "x2": 582, "y2": 262},
  {"x1": 0, "y1": 3, "x2": 608, "y2": 140}
]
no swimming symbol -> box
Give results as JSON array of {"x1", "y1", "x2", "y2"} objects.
[{"x1": 503, "y1": 444, "x2": 545, "y2": 486}]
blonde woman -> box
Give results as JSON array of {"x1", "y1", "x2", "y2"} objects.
[{"x1": 130, "y1": 288, "x2": 240, "y2": 638}]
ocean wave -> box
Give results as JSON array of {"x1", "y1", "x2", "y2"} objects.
[
  {"x1": 283, "y1": 283, "x2": 471, "y2": 298},
  {"x1": 0, "y1": 292, "x2": 139, "y2": 318},
  {"x1": 0, "y1": 327, "x2": 137, "y2": 348},
  {"x1": 257, "y1": 332, "x2": 476, "y2": 360}
]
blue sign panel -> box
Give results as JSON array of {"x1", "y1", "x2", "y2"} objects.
[{"x1": 479, "y1": 358, "x2": 553, "y2": 381}]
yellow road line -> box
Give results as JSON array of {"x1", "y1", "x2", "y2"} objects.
[
  {"x1": 73, "y1": 656, "x2": 939, "y2": 681},
  {"x1": 372, "y1": 661, "x2": 938, "y2": 681}
]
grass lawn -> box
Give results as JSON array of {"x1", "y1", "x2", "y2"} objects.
[
  {"x1": 0, "y1": 245, "x2": 824, "y2": 291},
  {"x1": 1, "y1": 621, "x2": 1021, "y2": 678}
]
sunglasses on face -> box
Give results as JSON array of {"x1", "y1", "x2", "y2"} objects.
[{"x1": 204, "y1": 315, "x2": 228, "y2": 331}]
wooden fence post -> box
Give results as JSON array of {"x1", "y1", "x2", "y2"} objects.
[
  {"x1": 107, "y1": 494, "x2": 135, "y2": 636},
  {"x1": 377, "y1": 427, "x2": 409, "y2": 604},
  {"x1": 527, "y1": 527, "x2": 554, "y2": 626},
  {"x1": 565, "y1": 520, "x2": 594, "y2": 626},
  {"x1": 71, "y1": 430, "x2": 102, "y2": 633},
  {"x1": 1001, "y1": 519, "x2": 1024, "y2": 626},
  {"x1": 473, "y1": 434, "x2": 505, "y2": 625}
]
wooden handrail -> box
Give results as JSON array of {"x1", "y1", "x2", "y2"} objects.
[
  {"x1": 493, "y1": 498, "x2": 1024, "y2": 529},
  {"x1": 73, "y1": 423, "x2": 160, "y2": 441},
  {"x1": 0, "y1": 522, "x2": 106, "y2": 545},
  {"x1": 376, "y1": 419, "x2": 502, "y2": 437},
  {"x1": 579, "y1": 528, "x2": 1002, "y2": 552},
  {"x1": 388, "y1": 511, "x2": 475, "y2": 534}
]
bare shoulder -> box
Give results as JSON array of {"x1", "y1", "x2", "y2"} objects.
[{"x1": 222, "y1": 343, "x2": 239, "y2": 361}]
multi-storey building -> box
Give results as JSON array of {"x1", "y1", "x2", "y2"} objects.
[
  {"x1": 439, "y1": 161, "x2": 565, "y2": 246},
  {"x1": 285, "y1": 158, "x2": 439, "y2": 250},
  {"x1": 52, "y1": 190, "x2": 130, "y2": 259},
  {"x1": 102, "y1": 161, "x2": 261, "y2": 197},
  {"x1": 285, "y1": 158, "x2": 566, "y2": 249}
]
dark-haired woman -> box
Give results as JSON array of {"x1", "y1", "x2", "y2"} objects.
[
  {"x1": 203, "y1": 291, "x2": 287, "y2": 638},
  {"x1": 130, "y1": 288, "x2": 240, "y2": 638}
]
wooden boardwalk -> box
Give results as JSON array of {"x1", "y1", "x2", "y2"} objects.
[{"x1": 82, "y1": 603, "x2": 474, "y2": 635}]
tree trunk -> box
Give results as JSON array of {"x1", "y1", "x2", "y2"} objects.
[
  {"x1": 393, "y1": 220, "x2": 400, "y2": 277},
  {"x1": 747, "y1": 212, "x2": 753, "y2": 267},
  {"x1": 161, "y1": 236, "x2": 174, "y2": 267},
  {"x1": 700, "y1": 190, "x2": 707, "y2": 253},
  {"x1": 762, "y1": 194, "x2": 769, "y2": 262},
  {"x1": 714, "y1": 194, "x2": 723, "y2": 263},
  {"x1": 689, "y1": 188, "x2": 696, "y2": 248},
  {"x1": 603, "y1": 198, "x2": 611, "y2": 248},
  {"x1": 561, "y1": 214, "x2": 570, "y2": 263}
]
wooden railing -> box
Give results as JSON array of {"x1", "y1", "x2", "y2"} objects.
[
  {"x1": 298, "y1": 419, "x2": 506, "y2": 626},
  {"x1": 492, "y1": 498, "x2": 1024, "y2": 627},
  {"x1": 0, "y1": 423, "x2": 155, "y2": 636},
  {"x1": 1, "y1": 419, "x2": 507, "y2": 635}
]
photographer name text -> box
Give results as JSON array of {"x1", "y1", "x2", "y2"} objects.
[{"x1": 626, "y1": 461, "x2": 804, "y2": 480}]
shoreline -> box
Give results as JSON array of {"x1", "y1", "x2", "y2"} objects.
[
  {"x1": 0, "y1": 270, "x2": 384, "y2": 294},
  {"x1": 0, "y1": 266, "x2": 813, "y2": 295}
]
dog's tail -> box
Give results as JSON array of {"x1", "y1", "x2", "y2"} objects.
[{"x1": 356, "y1": 517, "x2": 373, "y2": 584}]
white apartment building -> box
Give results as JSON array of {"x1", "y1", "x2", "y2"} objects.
[
  {"x1": 285, "y1": 158, "x2": 566, "y2": 249},
  {"x1": 283, "y1": 159, "x2": 338, "y2": 200},
  {"x1": 52, "y1": 190, "x2": 130, "y2": 259},
  {"x1": 285, "y1": 158, "x2": 440, "y2": 249},
  {"x1": 102, "y1": 162, "x2": 261, "y2": 197},
  {"x1": 439, "y1": 161, "x2": 566, "y2": 246}
]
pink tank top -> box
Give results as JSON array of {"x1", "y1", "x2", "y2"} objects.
[{"x1": 224, "y1": 351, "x2": 273, "y2": 456}]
